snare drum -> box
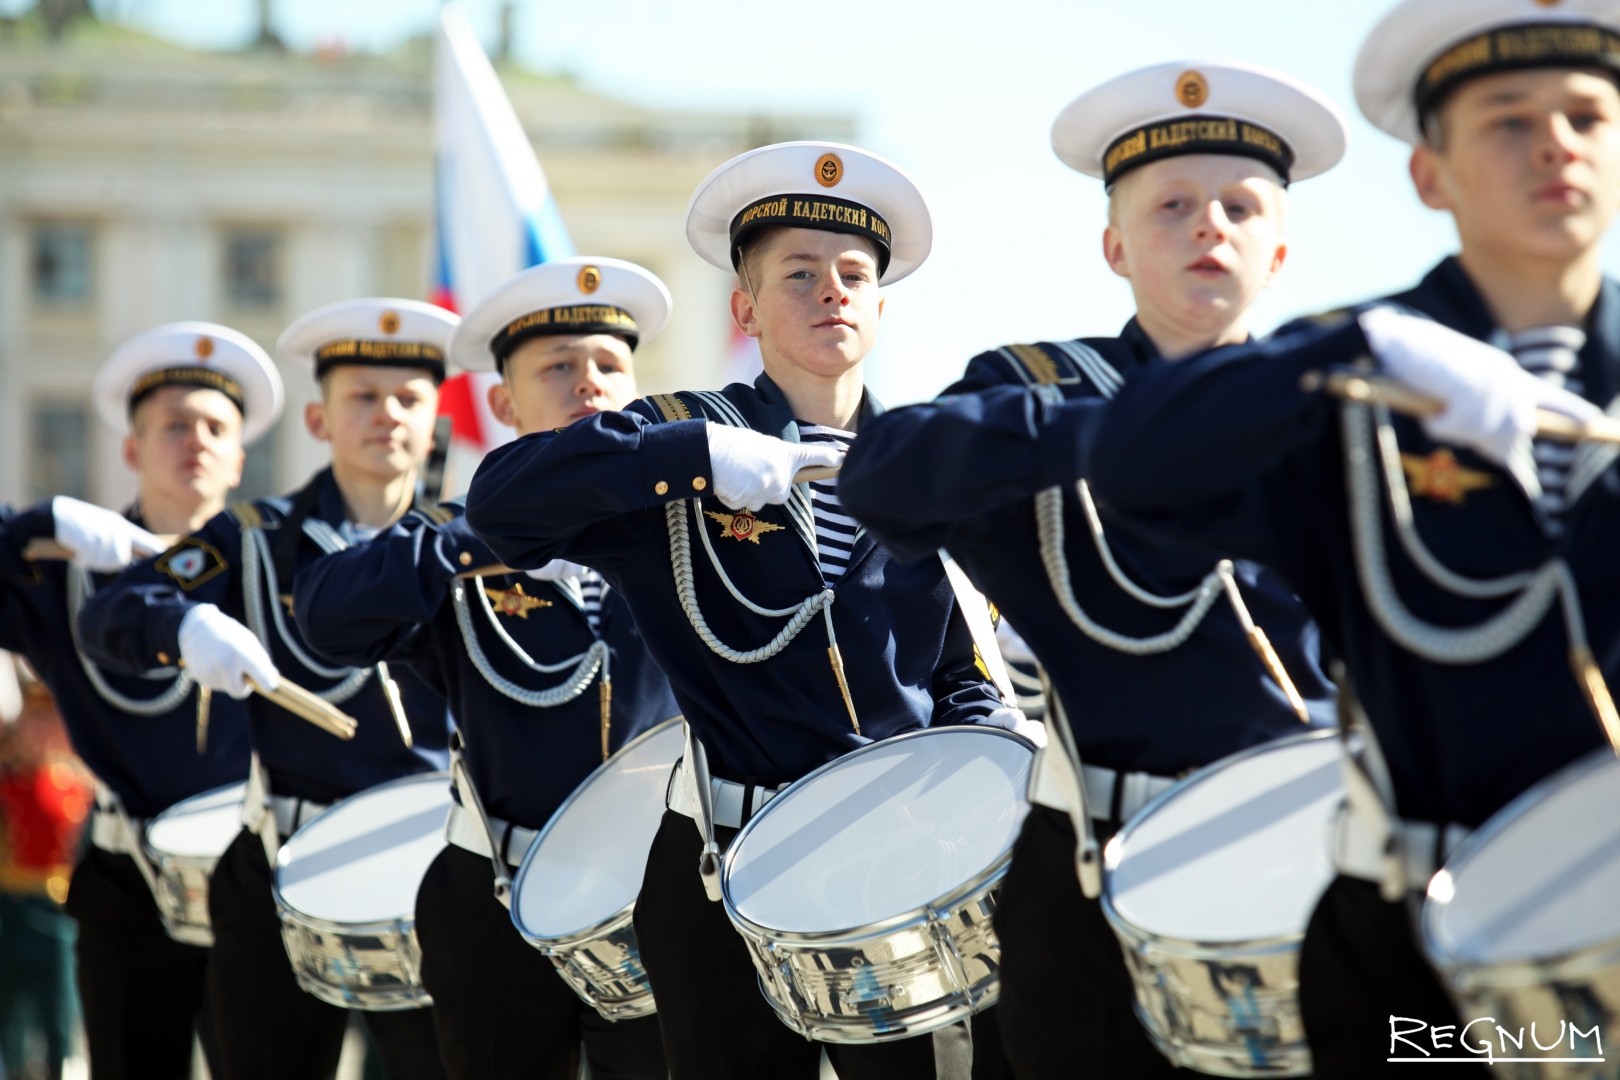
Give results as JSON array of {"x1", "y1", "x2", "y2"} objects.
[
  {"x1": 273, "y1": 771, "x2": 450, "y2": 1010},
  {"x1": 722, "y1": 726, "x2": 1033, "y2": 1044},
  {"x1": 1423, "y1": 748, "x2": 1620, "y2": 1080},
  {"x1": 1101, "y1": 730, "x2": 1342, "y2": 1078},
  {"x1": 142, "y1": 781, "x2": 247, "y2": 947},
  {"x1": 511, "y1": 718, "x2": 683, "y2": 1020}
]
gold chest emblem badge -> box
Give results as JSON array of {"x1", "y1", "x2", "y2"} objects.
[
  {"x1": 705, "y1": 508, "x2": 785, "y2": 545},
  {"x1": 1400, "y1": 449, "x2": 1495, "y2": 505},
  {"x1": 485, "y1": 582, "x2": 553, "y2": 619}
]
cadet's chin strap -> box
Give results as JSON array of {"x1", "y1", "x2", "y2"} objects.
[{"x1": 448, "y1": 733, "x2": 513, "y2": 908}]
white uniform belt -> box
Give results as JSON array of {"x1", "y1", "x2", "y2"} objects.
[
  {"x1": 444, "y1": 800, "x2": 537, "y2": 867},
  {"x1": 239, "y1": 755, "x2": 328, "y2": 839},
  {"x1": 1029, "y1": 743, "x2": 1178, "y2": 823},
  {"x1": 89, "y1": 805, "x2": 146, "y2": 855},
  {"x1": 665, "y1": 762, "x2": 785, "y2": 830},
  {"x1": 1332, "y1": 802, "x2": 1469, "y2": 893}
]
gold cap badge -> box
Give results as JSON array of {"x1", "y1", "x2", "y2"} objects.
[
  {"x1": 379, "y1": 310, "x2": 401, "y2": 335},
  {"x1": 815, "y1": 152, "x2": 843, "y2": 189},
  {"x1": 577, "y1": 265, "x2": 601, "y2": 294},
  {"x1": 194, "y1": 336, "x2": 214, "y2": 360},
  {"x1": 1176, "y1": 70, "x2": 1209, "y2": 109}
]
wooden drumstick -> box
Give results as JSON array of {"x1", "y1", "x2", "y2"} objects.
[
  {"x1": 245, "y1": 676, "x2": 358, "y2": 740},
  {"x1": 196, "y1": 685, "x2": 212, "y2": 755},
  {"x1": 1301, "y1": 369, "x2": 1620, "y2": 445},
  {"x1": 24, "y1": 534, "x2": 178, "y2": 563}
]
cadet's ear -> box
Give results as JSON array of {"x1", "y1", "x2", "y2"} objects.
[
  {"x1": 1410, "y1": 145, "x2": 1452, "y2": 212},
  {"x1": 1269, "y1": 241, "x2": 1289, "y2": 282},
  {"x1": 731, "y1": 284, "x2": 763, "y2": 339},
  {"x1": 1103, "y1": 224, "x2": 1131, "y2": 280},
  {"x1": 487, "y1": 377, "x2": 519, "y2": 430},
  {"x1": 121, "y1": 433, "x2": 139, "y2": 472},
  {"x1": 304, "y1": 401, "x2": 330, "y2": 443}
]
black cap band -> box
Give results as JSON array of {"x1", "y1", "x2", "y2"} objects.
[
  {"x1": 729, "y1": 193, "x2": 892, "y2": 276},
  {"x1": 128, "y1": 366, "x2": 246, "y2": 417},
  {"x1": 1102, "y1": 114, "x2": 1295, "y2": 188},
  {"x1": 490, "y1": 305, "x2": 640, "y2": 371},
  {"x1": 1416, "y1": 22, "x2": 1620, "y2": 120},
  {"x1": 313, "y1": 340, "x2": 447, "y2": 383}
]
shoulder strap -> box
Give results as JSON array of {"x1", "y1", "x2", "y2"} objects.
[
  {"x1": 996, "y1": 340, "x2": 1124, "y2": 398},
  {"x1": 646, "y1": 393, "x2": 694, "y2": 423},
  {"x1": 228, "y1": 501, "x2": 264, "y2": 531}
]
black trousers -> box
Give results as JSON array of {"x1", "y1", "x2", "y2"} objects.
[
  {"x1": 1299, "y1": 875, "x2": 1490, "y2": 1078},
  {"x1": 415, "y1": 843, "x2": 668, "y2": 1080},
  {"x1": 994, "y1": 805, "x2": 1181, "y2": 1080},
  {"x1": 206, "y1": 828, "x2": 447, "y2": 1080},
  {"x1": 634, "y1": 809, "x2": 973, "y2": 1080},
  {"x1": 63, "y1": 844, "x2": 220, "y2": 1080}
]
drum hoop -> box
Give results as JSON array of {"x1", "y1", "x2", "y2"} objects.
[
  {"x1": 719, "y1": 725, "x2": 1034, "y2": 935},
  {"x1": 270, "y1": 770, "x2": 451, "y2": 911},
  {"x1": 1420, "y1": 744, "x2": 1620, "y2": 971},
  {"x1": 142, "y1": 780, "x2": 249, "y2": 864},
  {"x1": 1101, "y1": 727, "x2": 1341, "y2": 874},
  {"x1": 1097, "y1": 910, "x2": 1311, "y2": 960},
  {"x1": 509, "y1": 716, "x2": 684, "y2": 943},
  {"x1": 273, "y1": 901, "x2": 418, "y2": 940},
  {"x1": 516, "y1": 904, "x2": 636, "y2": 953}
]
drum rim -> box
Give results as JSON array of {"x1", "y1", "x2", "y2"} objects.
[
  {"x1": 509, "y1": 715, "x2": 684, "y2": 943},
  {"x1": 270, "y1": 769, "x2": 451, "y2": 915},
  {"x1": 1099, "y1": 727, "x2": 1340, "y2": 945},
  {"x1": 1420, "y1": 744, "x2": 1620, "y2": 973},
  {"x1": 720, "y1": 725, "x2": 1034, "y2": 938},
  {"x1": 142, "y1": 780, "x2": 250, "y2": 860}
]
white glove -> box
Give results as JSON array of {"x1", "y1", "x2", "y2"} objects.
[
  {"x1": 704, "y1": 426, "x2": 845, "y2": 512},
  {"x1": 982, "y1": 706, "x2": 1048, "y2": 748},
  {"x1": 1359, "y1": 308, "x2": 1599, "y2": 467},
  {"x1": 525, "y1": 559, "x2": 591, "y2": 583},
  {"x1": 51, "y1": 496, "x2": 164, "y2": 572},
  {"x1": 178, "y1": 604, "x2": 280, "y2": 700}
]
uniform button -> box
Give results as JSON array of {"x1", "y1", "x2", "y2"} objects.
[
  {"x1": 692, "y1": 477, "x2": 708, "y2": 492},
  {"x1": 458, "y1": 551, "x2": 473, "y2": 566},
  {"x1": 157, "y1": 651, "x2": 170, "y2": 665},
  {"x1": 654, "y1": 481, "x2": 670, "y2": 496}
]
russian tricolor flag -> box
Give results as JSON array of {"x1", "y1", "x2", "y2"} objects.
[{"x1": 432, "y1": 3, "x2": 573, "y2": 489}]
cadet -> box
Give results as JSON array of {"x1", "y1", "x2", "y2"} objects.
[
  {"x1": 292, "y1": 258, "x2": 678, "y2": 1080},
  {"x1": 1085, "y1": 3, "x2": 1620, "y2": 1075},
  {"x1": 79, "y1": 299, "x2": 458, "y2": 1080},
  {"x1": 466, "y1": 142, "x2": 1028, "y2": 1080},
  {"x1": 0, "y1": 323, "x2": 279, "y2": 1079},
  {"x1": 840, "y1": 63, "x2": 1344, "y2": 1078}
]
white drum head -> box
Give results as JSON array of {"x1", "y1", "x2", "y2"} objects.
[
  {"x1": 275, "y1": 773, "x2": 450, "y2": 924},
  {"x1": 513, "y1": 719, "x2": 684, "y2": 941},
  {"x1": 1106, "y1": 732, "x2": 1342, "y2": 944},
  {"x1": 146, "y1": 782, "x2": 247, "y2": 858},
  {"x1": 1427, "y1": 749, "x2": 1620, "y2": 966},
  {"x1": 724, "y1": 727, "x2": 1032, "y2": 935}
]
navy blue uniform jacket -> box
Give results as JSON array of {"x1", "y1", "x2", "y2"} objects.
[
  {"x1": 840, "y1": 320, "x2": 1336, "y2": 777},
  {"x1": 291, "y1": 502, "x2": 679, "y2": 828},
  {"x1": 0, "y1": 502, "x2": 249, "y2": 818},
  {"x1": 1088, "y1": 259, "x2": 1620, "y2": 827},
  {"x1": 465, "y1": 374, "x2": 1001, "y2": 785},
  {"x1": 78, "y1": 469, "x2": 451, "y2": 805}
]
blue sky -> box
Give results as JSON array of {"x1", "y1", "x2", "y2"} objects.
[{"x1": 20, "y1": 1, "x2": 1620, "y2": 402}]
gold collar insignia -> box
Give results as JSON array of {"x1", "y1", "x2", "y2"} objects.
[{"x1": 704, "y1": 508, "x2": 784, "y2": 545}]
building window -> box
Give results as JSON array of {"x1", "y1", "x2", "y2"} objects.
[
  {"x1": 29, "y1": 402, "x2": 90, "y2": 501},
  {"x1": 223, "y1": 228, "x2": 282, "y2": 308},
  {"x1": 31, "y1": 222, "x2": 93, "y2": 304}
]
